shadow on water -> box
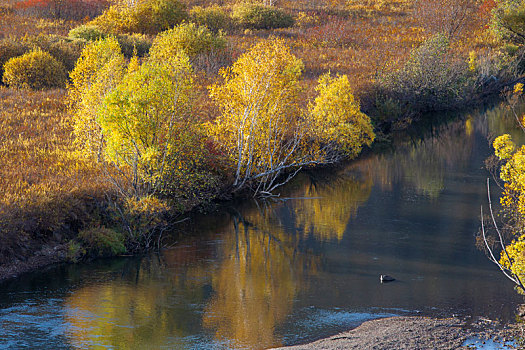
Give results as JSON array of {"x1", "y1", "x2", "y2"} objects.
[{"x1": 2, "y1": 102, "x2": 525, "y2": 349}]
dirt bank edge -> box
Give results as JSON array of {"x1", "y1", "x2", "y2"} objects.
[
  {"x1": 0, "y1": 243, "x2": 67, "y2": 283},
  {"x1": 270, "y1": 316, "x2": 522, "y2": 350}
]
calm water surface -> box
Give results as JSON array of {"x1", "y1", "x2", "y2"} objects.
[{"x1": 1, "y1": 104, "x2": 525, "y2": 349}]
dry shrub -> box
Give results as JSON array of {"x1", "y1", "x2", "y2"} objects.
[
  {"x1": 305, "y1": 17, "x2": 361, "y2": 47},
  {"x1": 0, "y1": 13, "x2": 74, "y2": 39},
  {"x1": 347, "y1": 0, "x2": 412, "y2": 17},
  {"x1": 413, "y1": 0, "x2": 480, "y2": 38}
]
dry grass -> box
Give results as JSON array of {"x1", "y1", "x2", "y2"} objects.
[
  {"x1": 0, "y1": 87, "x2": 110, "y2": 263},
  {"x1": 0, "y1": 88, "x2": 107, "y2": 203}
]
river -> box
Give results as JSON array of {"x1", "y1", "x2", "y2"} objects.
[{"x1": 1, "y1": 103, "x2": 524, "y2": 349}]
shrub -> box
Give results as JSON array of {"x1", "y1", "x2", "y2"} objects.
[
  {"x1": 133, "y1": 0, "x2": 188, "y2": 34},
  {"x1": 68, "y1": 25, "x2": 152, "y2": 58},
  {"x1": 26, "y1": 35, "x2": 85, "y2": 72},
  {"x1": 0, "y1": 37, "x2": 28, "y2": 81},
  {"x1": 69, "y1": 25, "x2": 107, "y2": 41},
  {"x1": 78, "y1": 226, "x2": 126, "y2": 257},
  {"x1": 3, "y1": 48, "x2": 66, "y2": 89},
  {"x1": 232, "y1": 3, "x2": 294, "y2": 30},
  {"x1": 149, "y1": 22, "x2": 226, "y2": 59},
  {"x1": 66, "y1": 240, "x2": 86, "y2": 263},
  {"x1": 89, "y1": 0, "x2": 188, "y2": 35},
  {"x1": 117, "y1": 33, "x2": 153, "y2": 57},
  {"x1": 375, "y1": 34, "x2": 473, "y2": 119},
  {"x1": 190, "y1": 5, "x2": 232, "y2": 32}
]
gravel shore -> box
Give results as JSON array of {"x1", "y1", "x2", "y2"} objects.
[{"x1": 271, "y1": 316, "x2": 522, "y2": 350}]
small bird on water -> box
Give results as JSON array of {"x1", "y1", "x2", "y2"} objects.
[{"x1": 380, "y1": 275, "x2": 395, "y2": 283}]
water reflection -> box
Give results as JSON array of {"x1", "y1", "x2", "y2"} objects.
[
  {"x1": 292, "y1": 174, "x2": 373, "y2": 241},
  {"x1": 202, "y1": 212, "x2": 317, "y2": 348},
  {"x1": 1, "y1": 103, "x2": 525, "y2": 349}
]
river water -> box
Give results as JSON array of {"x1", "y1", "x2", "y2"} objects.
[{"x1": 1, "y1": 104, "x2": 525, "y2": 349}]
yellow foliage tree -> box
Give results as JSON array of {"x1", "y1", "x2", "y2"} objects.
[
  {"x1": 99, "y1": 52, "x2": 219, "y2": 203},
  {"x1": 483, "y1": 85, "x2": 525, "y2": 293},
  {"x1": 307, "y1": 73, "x2": 375, "y2": 159},
  {"x1": 208, "y1": 39, "x2": 375, "y2": 195},
  {"x1": 493, "y1": 134, "x2": 525, "y2": 288},
  {"x1": 208, "y1": 38, "x2": 305, "y2": 194},
  {"x1": 69, "y1": 37, "x2": 127, "y2": 160}
]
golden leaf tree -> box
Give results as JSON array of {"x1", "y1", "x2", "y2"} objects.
[{"x1": 208, "y1": 38, "x2": 375, "y2": 195}]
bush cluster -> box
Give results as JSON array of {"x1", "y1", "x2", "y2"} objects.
[
  {"x1": 26, "y1": 35, "x2": 85, "y2": 72},
  {"x1": 149, "y1": 22, "x2": 226, "y2": 59},
  {"x1": 3, "y1": 48, "x2": 67, "y2": 89},
  {"x1": 78, "y1": 226, "x2": 126, "y2": 257},
  {"x1": 190, "y1": 5, "x2": 232, "y2": 32},
  {"x1": 0, "y1": 38, "x2": 27, "y2": 81},
  {"x1": 68, "y1": 25, "x2": 152, "y2": 57},
  {"x1": 0, "y1": 34, "x2": 85, "y2": 85},
  {"x1": 69, "y1": 25, "x2": 107, "y2": 41},
  {"x1": 89, "y1": 0, "x2": 187, "y2": 35},
  {"x1": 232, "y1": 3, "x2": 294, "y2": 30},
  {"x1": 373, "y1": 34, "x2": 474, "y2": 123}
]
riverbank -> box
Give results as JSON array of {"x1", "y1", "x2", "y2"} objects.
[
  {"x1": 272, "y1": 316, "x2": 523, "y2": 350},
  {"x1": 0, "y1": 243, "x2": 68, "y2": 283},
  {"x1": 0, "y1": 95, "x2": 512, "y2": 285}
]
